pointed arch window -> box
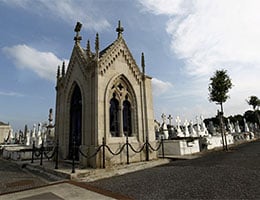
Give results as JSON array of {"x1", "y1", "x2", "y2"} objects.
[
  {"x1": 109, "y1": 76, "x2": 136, "y2": 138},
  {"x1": 123, "y1": 96, "x2": 132, "y2": 136},
  {"x1": 110, "y1": 93, "x2": 120, "y2": 137}
]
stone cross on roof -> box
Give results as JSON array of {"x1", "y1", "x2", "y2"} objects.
[
  {"x1": 116, "y1": 20, "x2": 124, "y2": 38},
  {"x1": 74, "y1": 21, "x2": 82, "y2": 43}
]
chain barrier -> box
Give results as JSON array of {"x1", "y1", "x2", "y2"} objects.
[
  {"x1": 29, "y1": 137, "x2": 164, "y2": 173},
  {"x1": 31, "y1": 140, "x2": 59, "y2": 168}
]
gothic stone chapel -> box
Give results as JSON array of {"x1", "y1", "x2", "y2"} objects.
[{"x1": 55, "y1": 21, "x2": 156, "y2": 168}]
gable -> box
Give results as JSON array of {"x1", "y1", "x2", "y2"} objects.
[
  {"x1": 63, "y1": 45, "x2": 90, "y2": 90},
  {"x1": 99, "y1": 37, "x2": 143, "y2": 83}
]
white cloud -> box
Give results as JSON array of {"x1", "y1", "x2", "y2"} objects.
[
  {"x1": 2, "y1": 44, "x2": 66, "y2": 81},
  {"x1": 152, "y1": 78, "x2": 173, "y2": 96},
  {"x1": 0, "y1": 91, "x2": 24, "y2": 97},
  {"x1": 1, "y1": 0, "x2": 110, "y2": 31},
  {"x1": 140, "y1": 0, "x2": 260, "y2": 117}
]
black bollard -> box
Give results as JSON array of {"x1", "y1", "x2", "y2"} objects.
[
  {"x1": 55, "y1": 140, "x2": 59, "y2": 169},
  {"x1": 102, "y1": 137, "x2": 106, "y2": 169},
  {"x1": 31, "y1": 141, "x2": 35, "y2": 163},
  {"x1": 145, "y1": 136, "x2": 149, "y2": 161},
  {"x1": 40, "y1": 140, "x2": 44, "y2": 166},
  {"x1": 161, "y1": 137, "x2": 165, "y2": 159},
  {"x1": 126, "y1": 136, "x2": 129, "y2": 164},
  {"x1": 72, "y1": 138, "x2": 75, "y2": 173}
]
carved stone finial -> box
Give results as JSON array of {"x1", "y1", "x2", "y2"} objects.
[
  {"x1": 116, "y1": 20, "x2": 124, "y2": 38},
  {"x1": 62, "y1": 61, "x2": 65, "y2": 76},
  {"x1": 48, "y1": 108, "x2": 53, "y2": 124},
  {"x1": 74, "y1": 21, "x2": 82, "y2": 44},
  {"x1": 141, "y1": 52, "x2": 145, "y2": 75},
  {"x1": 86, "y1": 40, "x2": 91, "y2": 58},
  {"x1": 57, "y1": 65, "x2": 60, "y2": 79},
  {"x1": 95, "y1": 33, "x2": 99, "y2": 59}
]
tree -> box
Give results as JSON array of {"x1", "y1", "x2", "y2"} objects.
[
  {"x1": 208, "y1": 69, "x2": 233, "y2": 150},
  {"x1": 246, "y1": 96, "x2": 260, "y2": 127},
  {"x1": 246, "y1": 96, "x2": 260, "y2": 111}
]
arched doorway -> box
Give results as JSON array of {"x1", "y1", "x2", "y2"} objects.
[{"x1": 69, "y1": 84, "x2": 82, "y2": 160}]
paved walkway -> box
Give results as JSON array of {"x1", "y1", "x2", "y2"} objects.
[
  {"x1": 0, "y1": 181, "x2": 131, "y2": 200},
  {"x1": 89, "y1": 139, "x2": 260, "y2": 199},
  {"x1": 0, "y1": 156, "x2": 170, "y2": 199}
]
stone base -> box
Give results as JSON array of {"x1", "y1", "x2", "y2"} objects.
[
  {"x1": 159, "y1": 139, "x2": 200, "y2": 156},
  {"x1": 1, "y1": 145, "x2": 33, "y2": 160}
]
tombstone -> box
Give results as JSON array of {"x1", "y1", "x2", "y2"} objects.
[
  {"x1": 36, "y1": 123, "x2": 43, "y2": 147},
  {"x1": 243, "y1": 118, "x2": 250, "y2": 132},
  {"x1": 167, "y1": 115, "x2": 175, "y2": 139},
  {"x1": 161, "y1": 113, "x2": 169, "y2": 139},
  {"x1": 227, "y1": 119, "x2": 235, "y2": 133},
  {"x1": 200, "y1": 115, "x2": 209, "y2": 136},
  {"x1": 235, "y1": 121, "x2": 241, "y2": 133},
  {"x1": 195, "y1": 116, "x2": 201, "y2": 135},
  {"x1": 183, "y1": 119, "x2": 190, "y2": 137},
  {"x1": 189, "y1": 120, "x2": 197, "y2": 137},
  {"x1": 26, "y1": 128, "x2": 31, "y2": 146},
  {"x1": 31, "y1": 124, "x2": 36, "y2": 145},
  {"x1": 176, "y1": 116, "x2": 184, "y2": 137}
]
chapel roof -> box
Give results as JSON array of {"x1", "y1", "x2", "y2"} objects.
[{"x1": 0, "y1": 121, "x2": 8, "y2": 126}]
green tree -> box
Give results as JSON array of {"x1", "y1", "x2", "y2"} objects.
[
  {"x1": 208, "y1": 69, "x2": 233, "y2": 150},
  {"x1": 246, "y1": 96, "x2": 260, "y2": 111}
]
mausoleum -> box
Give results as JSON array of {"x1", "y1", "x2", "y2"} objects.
[{"x1": 55, "y1": 21, "x2": 156, "y2": 168}]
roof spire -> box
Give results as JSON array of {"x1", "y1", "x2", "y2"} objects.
[
  {"x1": 74, "y1": 21, "x2": 82, "y2": 44},
  {"x1": 95, "y1": 33, "x2": 99, "y2": 59},
  {"x1": 57, "y1": 65, "x2": 60, "y2": 79},
  {"x1": 86, "y1": 40, "x2": 91, "y2": 58},
  {"x1": 141, "y1": 52, "x2": 145, "y2": 75},
  {"x1": 116, "y1": 20, "x2": 124, "y2": 38},
  {"x1": 62, "y1": 61, "x2": 65, "y2": 76}
]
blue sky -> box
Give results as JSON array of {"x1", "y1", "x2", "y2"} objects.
[{"x1": 1, "y1": 0, "x2": 260, "y2": 131}]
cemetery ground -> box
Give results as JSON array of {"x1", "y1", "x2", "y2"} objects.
[
  {"x1": 0, "y1": 139, "x2": 259, "y2": 199},
  {"x1": 89, "y1": 139, "x2": 260, "y2": 199}
]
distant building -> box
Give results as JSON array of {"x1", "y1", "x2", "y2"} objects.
[
  {"x1": 0, "y1": 121, "x2": 11, "y2": 143},
  {"x1": 55, "y1": 21, "x2": 156, "y2": 168}
]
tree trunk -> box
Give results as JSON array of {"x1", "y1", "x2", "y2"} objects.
[{"x1": 220, "y1": 103, "x2": 228, "y2": 151}]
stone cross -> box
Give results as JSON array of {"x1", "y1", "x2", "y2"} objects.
[
  {"x1": 176, "y1": 116, "x2": 181, "y2": 128},
  {"x1": 184, "y1": 119, "x2": 189, "y2": 136},
  {"x1": 168, "y1": 114, "x2": 173, "y2": 125},
  {"x1": 196, "y1": 116, "x2": 201, "y2": 132},
  {"x1": 161, "y1": 113, "x2": 167, "y2": 124}
]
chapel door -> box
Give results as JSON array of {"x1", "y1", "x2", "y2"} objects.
[{"x1": 69, "y1": 84, "x2": 82, "y2": 160}]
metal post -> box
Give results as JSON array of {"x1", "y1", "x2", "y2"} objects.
[
  {"x1": 126, "y1": 136, "x2": 129, "y2": 164},
  {"x1": 161, "y1": 137, "x2": 165, "y2": 159},
  {"x1": 145, "y1": 136, "x2": 149, "y2": 161},
  {"x1": 72, "y1": 138, "x2": 75, "y2": 173},
  {"x1": 55, "y1": 139, "x2": 59, "y2": 169},
  {"x1": 40, "y1": 140, "x2": 44, "y2": 166},
  {"x1": 102, "y1": 137, "x2": 106, "y2": 169},
  {"x1": 31, "y1": 141, "x2": 35, "y2": 163}
]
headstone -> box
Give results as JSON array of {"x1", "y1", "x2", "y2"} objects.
[
  {"x1": 189, "y1": 120, "x2": 197, "y2": 137},
  {"x1": 208, "y1": 121, "x2": 217, "y2": 135},
  {"x1": 195, "y1": 116, "x2": 201, "y2": 134},
  {"x1": 176, "y1": 116, "x2": 184, "y2": 137},
  {"x1": 227, "y1": 119, "x2": 235, "y2": 133},
  {"x1": 183, "y1": 119, "x2": 190, "y2": 137},
  {"x1": 243, "y1": 118, "x2": 250, "y2": 132},
  {"x1": 161, "y1": 113, "x2": 169, "y2": 139},
  {"x1": 36, "y1": 123, "x2": 42, "y2": 147},
  {"x1": 26, "y1": 128, "x2": 31, "y2": 146},
  {"x1": 235, "y1": 121, "x2": 241, "y2": 133},
  {"x1": 200, "y1": 115, "x2": 209, "y2": 136}
]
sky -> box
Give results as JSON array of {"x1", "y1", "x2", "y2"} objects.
[{"x1": 1, "y1": 0, "x2": 260, "y2": 131}]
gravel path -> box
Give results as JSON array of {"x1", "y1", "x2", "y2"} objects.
[
  {"x1": 90, "y1": 140, "x2": 260, "y2": 199},
  {"x1": 0, "y1": 159, "x2": 48, "y2": 194}
]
